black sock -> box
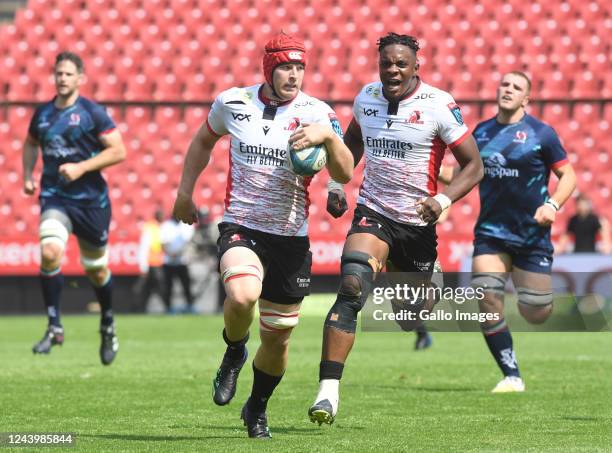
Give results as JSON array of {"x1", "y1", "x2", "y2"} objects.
[
  {"x1": 223, "y1": 329, "x2": 248, "y2": 360},
  {"x1": 247, "y1": 363, "x2": 283, "y2": 413},
  {"x1": 482, "y1": 319, "x2": 520, "y2": 377},
  {"x1": 319, "y1": 360, "x2": 344, "y2": 381},
  {"x1": 93, "y1": 274, "x2": 114, "y2": 327},
  {"x1": 40, "y1": 269, "x2": 63, "y2": 327},
  {"x1": 415, "y1": 323, "x2": 428, "y2": 336}
]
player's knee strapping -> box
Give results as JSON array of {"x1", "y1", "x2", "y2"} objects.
[
  {"x1": 80, "y1": 249, "x2": 109, "y2": 270},
  {"x1": 324, "y1": 251, "x2": 380, "y2": 333},
  {"x1": 516, "y1": 287, "x2": 553, "y2": 307},
  {"x1": 471, "y1": 272, "x2": 506, "y2": 295},
  {"x1": 39, "y1": 218, "x2": 69, "y2": 250},
  {"x1": 259, "y1": 309, "x2": 299, "y2": 332},
  {"x1": 222, "y1": 264, "x2": 263, "y2": 284}
]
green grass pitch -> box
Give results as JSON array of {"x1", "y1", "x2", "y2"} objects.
[{"x1": 2, "y1": 295, "x2": 611, "y2": 452}]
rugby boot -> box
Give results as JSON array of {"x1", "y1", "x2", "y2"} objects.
[
  {"x1": 212, "y1": 346, "x2": 248, "y2": 405},
  {"x1": 100, "y1": 324, "x2": 119, "y2": 365},
  {"x1": 241, "y1": 400, "x2": 271, "y2": 438},
  {"x1": 32, "y1": 325, "x2": 64, "y2": 354}
]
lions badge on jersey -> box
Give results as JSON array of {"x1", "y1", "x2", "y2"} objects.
[{"x1": 447, "y1": 102, "x2": 464, "y2": 125}]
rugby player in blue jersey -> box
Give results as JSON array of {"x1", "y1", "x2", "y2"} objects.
[
  {"x1": 23, "y1": 52, "x2": 126, "y2": 365},
  {"x1": 471, "y1": 71, "x2": 576, "y2": 392}
]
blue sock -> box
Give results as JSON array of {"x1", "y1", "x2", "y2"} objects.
[
  {"x1": 40, "y1": 269, "x2": 63, "y2": 327},
  {"x1": 92, "y1": 273, "x2": 114, "y2": 327},
  {"x1": 482, "y1": 319, "x2": 520, "y2": 378}
]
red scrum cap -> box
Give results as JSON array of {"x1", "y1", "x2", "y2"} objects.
[{"x1": 262, "y1": 33, "x2": 307, "y2": 87}]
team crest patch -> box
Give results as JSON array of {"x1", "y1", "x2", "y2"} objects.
[
  {"x1": 229, "y1": 233, "x2": 242, "y2": 243},
  {"x1": 513, "y1": 130, "x2": 528, "y2": 143},
  {"x1": 69, "y1": 113, "x2": 80, "y2": 126},
  {"x1": 285, "y1": 117, "x2": 300, "y2": 131},
  {"x1": 406, "y1": 110, "x2": 424, "y2": 124},
  {"x1": 447, "y1": 103, "x2": 464, "y2": 125}
]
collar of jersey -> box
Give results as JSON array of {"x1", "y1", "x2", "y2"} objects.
[
  {"x1": 495, "y1": 113, "x2": 528, "y2": 128},
  {"x1": 52, "y1": 95, "x2": 80, "y2": 111},
  {"x1": 382, "y1": 77, "x2": 422, "y2": 103},
  {"x1": 258, "y1": 84, "x2": 295, "y2": 107}
]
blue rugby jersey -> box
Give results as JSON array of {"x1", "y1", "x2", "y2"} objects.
[
  {"x1": 473, "y1": 114, "x2": 568, "y2": 250},
  {"x1": 28, "y1": 96, "x2": 116, "y2": 208}
]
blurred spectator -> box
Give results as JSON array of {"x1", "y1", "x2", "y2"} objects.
[
  {"x1": 559, "y1": 194, "x2": 610, "y2": 254},
  {"x1": 186, "y1": 207, "x2": 224, "y2": 313},
  {"x1": 161, "y1": 215, "x2": 195, "y2": 313},
  {"x1": 134, "y1": 207, "x2": 165, "y2": 312}
]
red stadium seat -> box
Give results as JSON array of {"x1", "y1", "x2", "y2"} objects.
[
  {"x1": 542, "y1": 103, "x2": 571, "y2": 124},
  {"x1": 124, "y1": 74, "x2": 155, "y2": 101},
  {"x1": 572, "y1": 103, "x2": 599, "y2": 125},
  {"x1": 183, "y1": 74, "x2": 211, "y2": 101},
  {"x1": 184, "y1": 107, "x2": 208, "y2": 131},
  {"x1": 539, "y1": 71, "x2": 572, "y2": 98},
  {"x1": 571, "y1": 72, "x2": 601, "y2": 99},
  {"x1": 93, "y1": 74, "x2": 124, "y2": 101},
  {"x1": 153, "y1": 74, "x2": 183, "y2": 101}
]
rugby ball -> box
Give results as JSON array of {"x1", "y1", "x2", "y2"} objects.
[{"x1": 288, "y1": 142, "x2": 328, "y2": 176}]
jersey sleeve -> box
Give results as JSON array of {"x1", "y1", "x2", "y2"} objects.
[
  {"x1": 27, "y1": 107, "x2": 42, "y2": 141},
  {"x1": 352, "y1": 90, "x2": 363, "y2": 126},
  {"x1": 206, "y1": 94, "x2": 229, "y2": 137},
  {"x1": 316, "y1": 102, "x2": 344, "y2": 140},
  {"x1": 91, "y1": 104, "x2": 116, "y2": 136},
  {"x1": 435, "y1": 93, "x2": 470, "y2": 149},
  {"x1": 540, "y1": 125, "x2": 569, "y2": 169}
]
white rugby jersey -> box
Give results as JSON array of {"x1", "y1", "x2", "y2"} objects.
[
  {"x1": 207, "y1": 84, "x2": 343, "y2": 236},
  {"x1": 354, "y1": 79, "x2": 469, "y2": 225}
]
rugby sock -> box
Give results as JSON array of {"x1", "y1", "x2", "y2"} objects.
[
  {"x1": 319, "y1": 360, "x2": 344, "y2": 381},
  {"x1": 247, "y1": 363, "x2": 283, "y2": 413},
  {"x1": 222, "y1": 329, "x2": 249, "y2": 360},
  {"x1": 92, "y1": 272, "x2": 114, "y2": 327},
  {"x1": 40, "y1": 269, "x2": 63, "y2": 327},
  {"x1": 316, "y1": 361, "x2": 343, "y2": 411},
  {"x1": 482, "y1": 319, "x2": 521, "y2": 377},
  {"x1": 415, "y1": 323, "x2": 428, "y2": 337}
]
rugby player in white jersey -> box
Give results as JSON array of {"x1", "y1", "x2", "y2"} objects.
[
  {"x1": 309, "y1": 32, "x2": 484, "y2": 425},
  {"x1": 172, "y1": 33, "x2": 353, "y2": 438}
]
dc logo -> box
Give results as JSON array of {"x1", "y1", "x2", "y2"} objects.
[{"x1": 288, "y1": 51, "x2": 303, "y2": 60}]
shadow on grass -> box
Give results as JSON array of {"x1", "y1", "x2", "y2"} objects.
[
  {"x1": 413, "y1": 387, "x2": 480, "y2": 393},
  {"x1": 80, "y1": 433, "x2": 243, "y2": 441},
  {"x1": 272, "y1": 425, "x2": 365, "y2": 433},
  {"x1": 80, "y1": 423, "x2": 351, "y2": 442},
  {"x1": 561, "y1": 416, "x2": 600, "y2": 422}
]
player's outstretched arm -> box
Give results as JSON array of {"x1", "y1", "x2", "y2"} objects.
[
  {"x1": 534, "y1": 163, "x2": 576, "y2": 227},
  {"x1": 59, "y1": 130, "x2": 127, "y2": 182},
  {"x1": 437, "y1": 164, "x2": 456, "y2": 185},
  {"x1": 173, "y1": 123, "x2": 221, "y2": 224},
  {"x1": 417, "y1": 135, "x2": 483, "y2": 224},
  {"x1": 445, "y1": 135, "x2": 484, "y2": 202},
  {"x1": 344, "y1": 119, "x2": 365, "y2": 169},
  {"x1": 22, "y1": 134, "x2": 40, "y2": 195},
  {"x1": 325, "y1": 119, "x2": 364, "y2": 218}
]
